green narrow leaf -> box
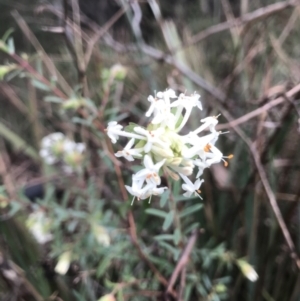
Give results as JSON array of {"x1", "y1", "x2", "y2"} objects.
[
  {"x1": 0, "y1": 122, "x2": 39, "y2": 160},
  {"x1": 173, "y1": 228, "x2": 181, "y2": 245},
  {"x1": 148, "y1": 255, "x2": 173, "y2": 272},
  {"x1": 145, "y1": 208, "x2": 167, "y2": 219},
  {"x1": 2, "y1": 28, "x2": 14, "y2": 42},
  {"x1": 184, "y1": 222, "x2": 200, "y2": 235},
  {"x1": 96, "y1": 256, "x2": 112, "y2": 278},
  {"x1": 124, "y1": 122, "x2": 140, "y2": 133},
  {"x1": 160, "y1": 190, "x2": 169, "y2": 208},
  {"x1": 154, "y1": 234, "x2": 174, "y2": 241},
  {"x1": 162, "y1": 210, "x2": 174, "y2": 231},
  {"x1": 31, "y1": 79, "x2": 51, "y2": 91},
  {"x1": 184, "y1": 283, "x2": 194, "y2": 301},
  {"x1": 5, "y1": 201, "x2": 21, "y2": 218},
  {"x1": 44, "y1": 96, "x2": 63, "y2": 103},
  {"x1": 7, "y1": 38, "x2": 15, "y2": 54},
  {"x1": 158, "y1": 241, "x2": 180, "y2": 260},
  {"x1": 72, "y1": 117, "x2": 92, "y2": 126},
  {"x1": 180, "y1": 203, "x2": 203, "y2": 218}
]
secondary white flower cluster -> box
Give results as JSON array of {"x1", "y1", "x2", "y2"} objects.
[
  {"x1": 106, "y1": 89, "x2": 232, "y2": 200},
  {"x1": 40, "y1": 132, "x2": 85, "y2": 174},
  {"x1": 26, "y1": 210, "x2": 53, "y2": 244}
]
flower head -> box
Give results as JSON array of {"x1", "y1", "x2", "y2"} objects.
[
  {"x1": 115, "y1": 138, "x2": 143, "y2": 161},
  {"x1": 106, "y1": 88, "x2": 231, "y2": 201},
  {"x1": 106, "y1": 121, "x2": 123, "y2": 144},
  {"x1": 40, "y1": 132, "x2": 86, "y2": 174},
  {"x1": 180, "y1": 173, "x2": 204, "y2": 198}
]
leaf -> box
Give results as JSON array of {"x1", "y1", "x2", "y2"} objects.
[
  {"x1": 173, "y1": 228, "x2": 181, "y2": 245},
  {"x1": 3, "y1": 201, "x2": 21, "y2": 219},
  {"x1": 162, "y1": 210, "x2": 174, "y2": 231},
  {"x1": 2, "y1": 28, "x2": 14, "y2": 42},
  {"x1": 180, "y1": 203, "x2": 203, "y2": 218},
  {"x1": 145, "y1": 208, "x2": 167, "y2": 219},
  {"x1": 0, "y1": 122, "x2": 39, "y2": 161},
  {"x1": 72, "y1": 290, "x2": 86, "y2": 301},
  {"x1": 44, "y1": 96, "x2": 63, "y2": 103},
  {"x1": 158, "y1": 241, "x2": 180, "y2": 260},
  {"x1": 31, "y1": 79, "x2": 51, "y2": 91},
  {"x1": 184, "y1": 283, "x2": 194, "y2": 301},
  {"x1": 154, "y1": 234, "x2": 174, "y2": 241},
  {"x1": 184, "y1": 222, "x2": 200, "y2": 235},
  {"x1": 160, "y1": 190, "x2": 169, "y2": 208},
  {"x1": 96, "y1": 256, "x2": 112, "y2": 278},
  {"x1": 0, "y1": 65, "x2": 17, "y2": 80},
  {"x1": 148, "y1": 254, "x2": 173, "y2": 272},
  {"x1": 7, "y1": 38, "x2": 15, "y2": 54},
  {"x1": 124, "y1": 122, "x2": 140, "y2": 133},
  {"x1": 72, "y1": 116, "x2": 92, "y2": 126}
]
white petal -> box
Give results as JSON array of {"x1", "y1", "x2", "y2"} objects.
[{"x1": 143, "y1": 155, "x2": 154, "y2": 169}]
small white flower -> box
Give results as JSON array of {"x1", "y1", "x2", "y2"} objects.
[
  {"x1": 106, "y1": 121, "x2": 123, "y2": 144},
  {"x1": 133, "y1": 155, "x2": 166, "y2": 186},
  {"x1": 145, "y1": 95, "x2": 158, "y2": 118},
  {"x1": 41, "y1": 132, "x2": 64, "y2": 148},
  {"x1": 171, "y1": 92, "x2": 202, "y2": 110},
  {"x1": 182, "y1": 132, "x2": 219, "y2": 159},
  {"x1": 168, "y1": 163, "x2": 194, "y2": 176},
  {"x1": 194, "y1": 115, "x2": 220, "y2": 134},
  {"x1": 40, "y1": 132, "x2": 65, "y2": 165},
  {"x1": 63, "y1": 140, "x2": 76, "y2": 153},
  {"x1": 180, "y1": 173, "x2": 204, "y2": 198},
  {"x1": 193, "y1": 159, "x2": 210, "y2": 177},
  {"x1": 134, "y1": 127, "x2": 169, "y2": 153},
  {"x1": 171, "y1": 93, "x2": 202, "y2": 132},
  {"x1": 149, "y1": 186, "x2": 168, "y2": 196},
  {"x1": 39, "y1": 149, "x2": 57, "y2": 165},
  {"x1": 26, "y1": 211, "x2": 53, "y2": 244},
  {"x1": 115, "y1": 138, "x2": 143, "y2": 161},
  {"x1": 126, "y1": 182, "x2": 154, "y2": 200},
  {"x1": 146, "y1": 89, "x2": 176, "y2": 125},
  {"x1": 163, "y1": 88, "x2": 177, "y2": 99}
]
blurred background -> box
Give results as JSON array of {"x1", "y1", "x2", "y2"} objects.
[{"x1": 0, "y1": 0, "x2": 300, "y2": 300}]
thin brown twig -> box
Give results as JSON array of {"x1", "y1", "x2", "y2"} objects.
[
  {"x1": 84, "y1": 6, "x2": 127, "y2": 66},
  {"x1": 141, "y1": 44, "x2": 228, "y2": 103},
  {"x1": 178, "y1": 0, "x2": 300, "y2": 51},
  {"x1": 127, "y1": 213, "x2": 177, "y2": 297},
  {"x1": 9, "y1": 52, "x2": 68, "y2": 100},
  {"x1": 167, "y1": 229, "x2": 198, "y2": 294},
  {"x1": 212, "y1": 97, "x2": 300, "y2": 270},
  {"x1": 0, "y1": 251, "x2": 44, "y2": 301},
  {"x1": 250, "y1": 142, "x2": 300, "y2": 269},
  {"x1": 70, "y1": 0, "x2": 88, "y2": 97},
  {"x1": 11, "y1": 10, "x2": 73, "y2": 97},
  {"x1": 0, "y1": 83, "x2": 29, "y2": 115},
  {"x1": 178, "y1": 266, "x2": 186, "y2": 301},
  {"x1": 216, "y1": 82, "x2": 300, "y2": 130},
  {"x1": 220, "y1": 0, "x2": 241, "y2": 39},
  {"x1": 0, "y1": 147, "x2": 16, "y2": 200}
]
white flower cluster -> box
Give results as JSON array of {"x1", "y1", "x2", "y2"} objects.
[
  {"x1": 106, "y1": 89, "x2": 232, "y2": 200},
  {"x1": 26, "y1": 210, "x2": 53, "y2": 244},
  {"x1": 40, "y1": 132, "x2": 85, "y2": 174}
]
